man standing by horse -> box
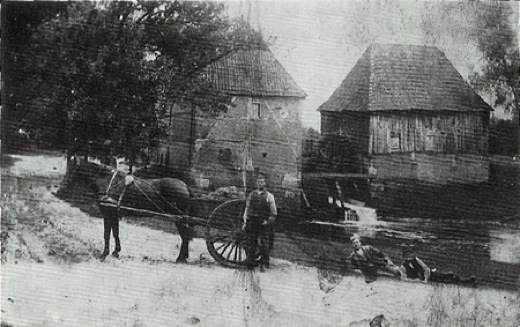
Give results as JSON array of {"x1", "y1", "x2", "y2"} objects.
[
  {"x1": 99, "y1": 197, "x2": 121, "y2": 260},
  {"x1": 242, "y1": 173, "x2": 277, "y2": 272}
]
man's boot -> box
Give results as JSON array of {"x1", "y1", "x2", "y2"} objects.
[
  {"x1": 113, "y1": 238, "x2": 121, "y2": 258},
  {"x1": 101, "y1": 240, "x2": 110, "y2": 259}
]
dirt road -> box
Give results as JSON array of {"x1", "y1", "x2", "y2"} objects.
[{"x1": 1, "y1": 154, "x2": 518, "y2": 327}]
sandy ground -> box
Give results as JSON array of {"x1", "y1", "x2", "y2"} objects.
[{"x1": 1, "y1": 154, "x2": 519, "y2": 327}]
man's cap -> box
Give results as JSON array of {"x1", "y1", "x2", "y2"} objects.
[
  {"x1": 257, "y1": 172, "x2": 267, "y2": 179},
  {"x1": 401, "y1": 244, "x2": 416, "y2": 255}
]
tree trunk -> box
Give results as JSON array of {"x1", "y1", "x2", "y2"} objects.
[
  {"x1": 513, "y1": 87, "x2": 520, "y2": 155},
  {"x1": 1, "y1": 7, "x2": 10, "y2": 154}
]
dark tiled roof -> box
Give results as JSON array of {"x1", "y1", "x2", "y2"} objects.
[
  {"x1": 202, "y1": 49, "x2": 306, "y2": 98},
  {"x1": 318, "y1": 44, "x2": 492, "y2": 112}
]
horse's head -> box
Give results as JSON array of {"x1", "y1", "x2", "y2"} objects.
[
  {"x1": 101, "y1": 168, "x2": 136, "y2": 200},
  {"x1": 124, "y1": 175, "x2": 135, "y2": 186},
  {"x1": 62, "y1": 157, "x2": 128, "y2": 198}
]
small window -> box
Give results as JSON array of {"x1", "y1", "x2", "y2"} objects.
[
  {"x1": 219, "y1": 148, "x2": 232, "y2": 163},
  {"x1": 217, "y1": 103, "x2": 228, "y2": 115},
  {"x1": 390, "y1": 131, "x2": 401, "y2": 152},
  {"x1": 262, "y1": 152, "x2": 268, "y2": 158},
  {"x1": 426, "y1": 127, "x2": 436, "y2": 151},
  {"x1": 251, "y1": 103, "x2": 261, "y2": 119}
]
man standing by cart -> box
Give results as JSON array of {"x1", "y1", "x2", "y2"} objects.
[{"x1": 242, "y1": 173, "x2": 277, "y2": 272}]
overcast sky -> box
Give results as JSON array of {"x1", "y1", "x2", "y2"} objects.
[{"x1": 227, "y1": 1, "x2": 519, "y2": 130}]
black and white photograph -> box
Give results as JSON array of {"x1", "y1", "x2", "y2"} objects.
[{"x1": 1, "y1": 1, "x2": 519, "y2": 326}]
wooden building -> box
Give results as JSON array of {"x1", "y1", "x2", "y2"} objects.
[
  {"x1": 318, "y1": 44, "x2": 492, "y2": 185},
  {"x1": 154, "y1": 48, "x2": 306, "y2": 196}
]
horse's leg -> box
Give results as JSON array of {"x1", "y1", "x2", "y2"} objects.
[
  {"x1": 175, "y1": 222, "x2": 193, "y2": 263},
  {"x1": 112, "y1": 216, "x2": 121, "y2": 258}
]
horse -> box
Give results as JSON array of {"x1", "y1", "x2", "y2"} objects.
[{"x1": 62, "y1": 158, "x2": 196, "y2": 262}]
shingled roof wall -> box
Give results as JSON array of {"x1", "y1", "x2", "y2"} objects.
[
  {"x1": 318, "y1": 44, "x2": 492, "y2": 113},
  {"x1": 202, "y1": 49, "x2": 306, "y2": 98}
]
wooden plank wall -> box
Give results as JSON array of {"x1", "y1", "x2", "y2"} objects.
[{"x1": 369, "y1": 112, "x2": 488, "y2": 155}]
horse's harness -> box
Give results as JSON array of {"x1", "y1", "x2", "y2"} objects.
[{"x1": 104, "y1": 169, "x2": 189, "y2": 221}]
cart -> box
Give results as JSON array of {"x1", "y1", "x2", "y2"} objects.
[{"x1": 95, "y1": 170, "x2": 374, "y2": 268}]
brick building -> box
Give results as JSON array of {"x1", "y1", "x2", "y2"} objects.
[{"x1": 154, "y1": 48, "x2": 306, "y2": 196}]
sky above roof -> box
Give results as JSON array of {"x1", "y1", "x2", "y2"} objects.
[{"x1": 226, "y1": 1, "x2": 519, "y2": 129}]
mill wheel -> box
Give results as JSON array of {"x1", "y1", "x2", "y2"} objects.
[{"x1": 206, "y1": 199, "x2": 254, "y2": 268}]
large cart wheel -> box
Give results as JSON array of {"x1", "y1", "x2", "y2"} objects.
[{"x1": 206, "y1": 199, "x2": 252, "y2": 268}]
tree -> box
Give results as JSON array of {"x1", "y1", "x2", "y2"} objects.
[
  {"x1": 4, "y1": 1, "x2": 267, "y2": 166},
  {"x1": 419, "y1": 1, "x2": 519, "y2": 154},
  {"x1": 468, "y1": 2, "x2": 519, "y2": 153},
  {"x1": 489, "y1": 117, "x2": 518, "y2": 156},
  {"x1": 1, "y1": 1, "x2": 69, "y2": 152}
]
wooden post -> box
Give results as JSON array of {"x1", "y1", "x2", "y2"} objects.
[{"x1": 335, "y1": 180, "x2": 351, "y2": 221}]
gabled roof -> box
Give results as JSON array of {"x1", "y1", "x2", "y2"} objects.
[
  {"x1": 202, "y1": 49, "x2": 306, "y2": 98},
  {"x1": 318, "y1": 44, "x2": 492, "y2": 113}
]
